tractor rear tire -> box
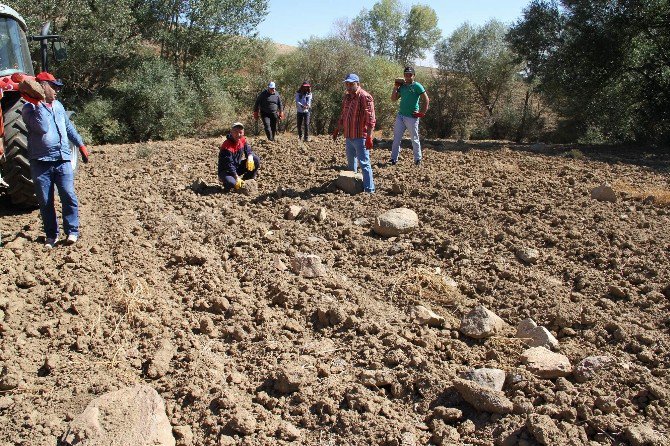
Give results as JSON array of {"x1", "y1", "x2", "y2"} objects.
[{"x1": 2, "y1": 96, "x2": 37, "y2": 208}]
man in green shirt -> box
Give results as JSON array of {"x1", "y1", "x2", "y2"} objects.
[{"x1": 390, "y1": 66, "x2": 430, "y2": 166}]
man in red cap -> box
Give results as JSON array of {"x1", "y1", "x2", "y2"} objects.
[{"x1": 21, "y1": 71, "x2": 90, "y2": 248}]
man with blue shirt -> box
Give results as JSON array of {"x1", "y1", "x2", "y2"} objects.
[
  {"x1": 21, "y1": 72, "x2": 89, "y2": 248},
  {"x1": 390, "y1": 66, "x2": 429, "y2": 166}
]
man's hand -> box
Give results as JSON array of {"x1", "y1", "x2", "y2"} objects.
[
  {"x1": 278, "y1": 112, "x2": 285, "y2": 120},
  {"x1": 365, "y1": 135, "x2": 373, "y2": 150},
  {"x1": 394, "y1": 78, "x2": 404, "y2": 87},
  {"x1": 234, "y1": 177, "x2": 244, "y2": 190},
  {"x1": 79, "y1": 145, "x2": 90, "y2": 163},
  {"x1": 246, "y1": 156, "x2": 255, "y2": 172},
  {"x1": 331, "y1": 128, "x2": 339, "y2": 141},
  {"x1": 253, "y1": 111, "x2": 259, "y2": 120},
  {"x1": 412, "y1": 112, "x2": 426, "y2": 118}
]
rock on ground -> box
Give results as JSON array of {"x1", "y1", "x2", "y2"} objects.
[
  {"x1": 372, "y1": 208, "x2": 419, "y2": 237},
  {"x1": 460, "y1": 305, "x2": 506, "y2": 339},
  {"x1": 521, "y1": 346, "x2": 572, "y2": 378},
  {"x1": 61, "y1": 384, "x2": 175, "y2": 446},
  {"x1": 336, "y1": 171, "x2": 364, "y2": 194}
]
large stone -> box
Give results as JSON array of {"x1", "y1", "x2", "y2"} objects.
[
  {"x1": 574, "y1": 355, "x2": 615, "y2": 383},
  {"x1": 516, "y1": 318, "x2": 559, "y2": 349},
  {"x1": 336, "y1": 171, "x2": 364, "y2": 194},
  {"x1": 372, "y1": 208, "x2": 419, "y2": 237},
  {"x1": 460, "y1": 305, "x2": 506, "y2": 339},
  {"x1": 591, "y1": 184, "x2": 617, "y2": 202},
  {"x1": 291, "y1": 253, "x2": 326, "y2": 278},
  {"x1": 461, "y1": 368, "x2": 506, "y2": 391},
  {"x1": 521, "y1": 346, "x2": 572, "y2": 378},
  {"x1": 453, "y1": 378, "x2": 513, "y2": 414},
  {"x1": 61, "y1": 384, "x2": 175, "y2": 446}
]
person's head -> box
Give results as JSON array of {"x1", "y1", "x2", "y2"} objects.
[
  {"x1": 35, "y1": 71, "x2": 63, "y2": 103},
  {"x1": 343, "y1": 73, "x2": 360, "y2": 94},
  {"x1": 299, "y1": 81, "x2": 311, "y2": 94},
  {"x1": 230, "y1": 122, "x2": 245, "y2": 140},
  {"x1": 267, "y1": 81, "x2": 276, "y2": 94},
  {"x1": 403, "y1": 66, "x2": 415, "y2": 83}
]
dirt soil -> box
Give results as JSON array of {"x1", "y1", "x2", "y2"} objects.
[{"x1": 0, "y1": 136, "x2": 669, "y2": 446}]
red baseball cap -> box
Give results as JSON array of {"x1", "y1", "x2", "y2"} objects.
[{"x1": 35, "y1": 71, "x2": 64, "y2": 87}]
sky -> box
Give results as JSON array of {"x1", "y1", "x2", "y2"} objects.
[{"x1": 256, "y1": 0, "x2": 533, "y2": 66}]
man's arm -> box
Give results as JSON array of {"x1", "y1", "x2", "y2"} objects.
[
  {"x1": 364, "y1": 93, "x2": 376, "y2": 138},
  {"x1": 391, "y1": 84, "x2": 401, "y2": 101},
  {"x1": 62, "y1": 105, "x2": 84, "y2": 147},
  {"x1": 419, "y1": 91, "x2": 429, "y2": 114},
  {"x1": 21, "y1": 103, "x2": 49, "y2": 135}
]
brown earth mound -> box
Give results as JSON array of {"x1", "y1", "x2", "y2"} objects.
[{"x1": 0, "y1": 135, "x2": 669, "y2": 445}]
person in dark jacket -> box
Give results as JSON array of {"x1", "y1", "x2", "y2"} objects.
[
  {"x1": 218, "y1": 122, "x2": 260, "y2": 191},
  {"x1": 253, "y1": 81, "x2": 284, "y2": 141}
]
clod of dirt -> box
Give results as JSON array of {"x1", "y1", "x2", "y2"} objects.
[{"x1": 452, "y1": 378, "x2": 513, "y2": 414}]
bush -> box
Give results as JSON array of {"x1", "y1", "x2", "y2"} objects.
[
  {"x1": 75, "y1": 98, "x2": 128, "y2": 145},
  {"x1": 114, "y1": 58, "x2": 202, "y2": 141}
]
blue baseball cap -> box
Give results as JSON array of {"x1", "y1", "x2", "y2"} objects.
[{"x1": 343, "y1": 73, "x2": 360, "y2": 83}]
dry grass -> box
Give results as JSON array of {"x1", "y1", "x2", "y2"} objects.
[
  {"x1": 111, "y1": 274, "x2": 152, "y2": 324},
  {"x1": 612, "y1": 180, "x2": 670, "y2": 207}
]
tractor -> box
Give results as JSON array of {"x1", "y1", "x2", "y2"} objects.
[{"x1": 0, "y1": 3, "x2": 69, "y2": 207}]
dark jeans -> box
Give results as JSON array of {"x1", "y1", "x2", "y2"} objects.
[
  {"x1": 297, "y1": 112, "x2": 310, "y2": 140},
  {"x1": 219, "y1": 154, "x2": 261, "y2": 190},
  {"x1": 261, "y1": 112, "x2": 278, "y2": 141}
]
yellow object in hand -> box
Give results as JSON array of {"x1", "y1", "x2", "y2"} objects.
[
  {"x1": 235, "y1": 178, "x2": 244, "y2": 190},
  {"x1": 246, "y1": 156, "x2": 255, "y2": 172}
]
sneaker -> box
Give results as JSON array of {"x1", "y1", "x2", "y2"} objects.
[
  {"x1": 304, "y1": 137, "x2": 310, "y2": 142},
  {"x1": 389, "y1": 158, "x2": 397, "y2": 165},
  {"x1": 44, "y1": 238, "x2": 57, "y2": 249},
  {"x1": 415, "y1": 159, "x2": 422, "y2": 166},
  {"x1": 65, "y1": 234, "x2": 78, "y2": 245}
]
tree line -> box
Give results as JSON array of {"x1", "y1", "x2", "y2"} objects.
[{"x1": 11, "y1": 0, "x2": 669, "y2": 146}]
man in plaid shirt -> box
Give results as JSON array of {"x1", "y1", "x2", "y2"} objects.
[{"x1": 332, "y1": 73, "x2": 376, "y2": 193}]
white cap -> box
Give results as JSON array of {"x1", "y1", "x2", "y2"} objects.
[
  {"x1": 267, "y1": 81, "x2": 276, "y2": 89},
  {"x1": 231, "y1": 122, "x2": 244, "y2": 129}
]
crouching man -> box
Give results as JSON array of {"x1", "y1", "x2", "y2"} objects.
[{"x1": 218, "y1": 122, "x2": 260, "y2": 191}]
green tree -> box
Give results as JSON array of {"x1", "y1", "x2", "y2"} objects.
[
  {"x1": 434, "y1": 20, "x2": 521, "y2": 137},
  {"x1": 274, "y1": 37, "x2": 401, "y2": 135},
  {"x1": 345, "y1": 0, "x2": 440, "y2": 64},
  {"x1": 508, "y1": 0, "x2": 670, "y2": 143}
]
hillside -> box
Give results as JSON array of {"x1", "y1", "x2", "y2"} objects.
[{"x1": 1, "y1": 135, "x2": 669, "y2": 445}]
